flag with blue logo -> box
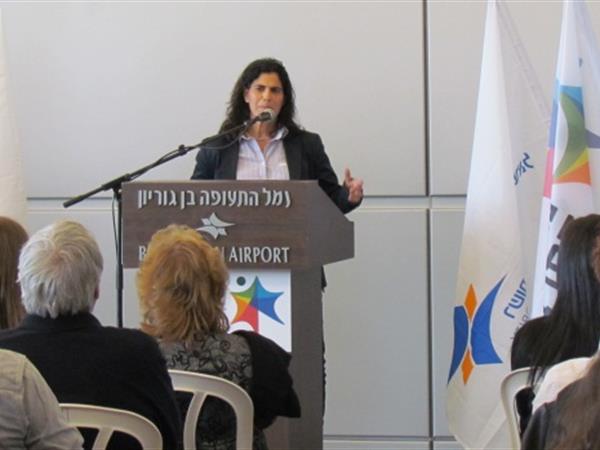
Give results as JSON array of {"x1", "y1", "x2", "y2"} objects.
[
  {"x1": 446, "y1": 1, "x2": 549, "y2": 448},
  {"x1": 532, "y1": 0, "x2": 600, "y2": 317},
  {"x1": 0, "y1": 10, "x2": 26, "y2": 224}
]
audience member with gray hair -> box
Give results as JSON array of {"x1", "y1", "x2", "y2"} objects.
[
  {"x1": 18, "y1": 220, "x2": 102, "y2": 318},
  {"x1": 0, "y1": 220, "x2": 181, "y2": 450}
]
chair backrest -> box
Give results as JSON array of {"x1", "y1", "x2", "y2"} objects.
[
  {"x1": 168, "y1": 369, "x2": 254, "y2": 450},
  {"x1": 500, "y1": 367, "x2": 533, "y2": 450},
  {"x1": 60, "y1": 403, "x2": 163, "y2": 450}
]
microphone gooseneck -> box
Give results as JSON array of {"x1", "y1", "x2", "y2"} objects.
[{"x1": 200, "y1": 109, "x2": 276, "y2": 150}]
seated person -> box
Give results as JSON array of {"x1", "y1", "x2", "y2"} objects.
[
  {"x1": 522, "y1": 354, "x2": 600, "y2": 449},
  {"x1": 0, "y1": 348, "x2": 83, "y2": 450},
  {"x1": 0, "y1": 216, "x2": 28, "y2": 329},
  {"x1": 531, "y1": 356, "x2": 591, "y2": 412},
  {"x1": 137, "y1": 224, "x2": 300, "y2": 450},
  {"x1": 0, "y1": 220, "x2": 180, "y2": 450},
  {"x1": 510, "y1": 214, "x2": 600, "y2": 433}
]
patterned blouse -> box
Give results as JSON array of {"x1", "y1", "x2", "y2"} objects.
[{"x1": 159, "y1": 333, "x2": 268, "y2": 450}]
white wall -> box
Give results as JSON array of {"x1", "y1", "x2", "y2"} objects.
[{"x1": 4, "y1": 1, "x2": 600, "y2": 448}]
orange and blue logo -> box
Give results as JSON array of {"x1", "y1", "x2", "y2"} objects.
[{"x1": 448, "y1": 277, "x2": 504, "y2": 384}]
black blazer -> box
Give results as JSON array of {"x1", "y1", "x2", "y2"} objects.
[
  {"x1": 233, "y1": 330, "x2": 301, "y2": 428},
  {"x1": 521, "y1": 380, "x2": 579, "y2": 450},
  {"x1": 191, "y1": 129, "x2": 360, "y2": 214},
  {"x1": 0, "y1": 313, "x2": 181, "y2": 450}
]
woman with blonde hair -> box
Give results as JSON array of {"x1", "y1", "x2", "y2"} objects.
[
  {"x1": 0, "y1": 216, "x2": 28, "y2": 329},
  {"x1": 137, "y1": 224, "x2": 300, "y2": 450}
]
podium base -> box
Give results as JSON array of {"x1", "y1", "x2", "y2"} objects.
[{"x1": 265, "y1": 268, "x2": 324, "y2": 450}]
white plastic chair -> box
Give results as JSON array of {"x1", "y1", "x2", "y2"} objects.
[
  {"x1": 500, "y1": 367, "x2": 533, "y2": 450},
  {"x1": 60, "y1": 403, "x2": 163, "y2": 450},
  {"x1": 168, "y1": 369, "x2": 254, "y2": 450}
]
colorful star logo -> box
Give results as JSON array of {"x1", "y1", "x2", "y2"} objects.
[
  {"x1": 544, "y1": 83, "x2": 600, "y2": 198},
  {"x1": 230, "y1": 276, "x2": 284, "y2": 332},
  {"x1": 448, "y1": 277, "x2": 504, "y2": 385},
  {"x1": 553, "y1": 86, "x2": 592, "y2": 185}
]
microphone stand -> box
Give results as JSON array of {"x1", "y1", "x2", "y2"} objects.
[{"x1": 63, "y1": 119, "x2": 255, "y2": 327}]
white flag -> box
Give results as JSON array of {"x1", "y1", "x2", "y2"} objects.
[
  {"x1": 0, "y1": 9, "x2": 25, "y2": 224},
  {"x1": 446, "y1": 1, "x2": 549, "y2": 448},
  {"x1": 532, "y1": 0, "x2": 600, "y2": 317}
]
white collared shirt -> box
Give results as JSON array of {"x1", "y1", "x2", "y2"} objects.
[{"x1": 237, "y1": 127, "x2": 290, "y2": 180}]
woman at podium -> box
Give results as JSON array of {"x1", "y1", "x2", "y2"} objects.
[{"x1": 191, "y1": 58, "x2": 363, "y2": 214}]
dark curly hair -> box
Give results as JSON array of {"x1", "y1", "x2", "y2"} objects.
[{"x1": 219, "y1": 58, "x2": 301, "y2": 134}]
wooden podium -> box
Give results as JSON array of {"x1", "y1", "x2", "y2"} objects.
[{"x1": 122, "y1": 180, "x2": 354, "y2": 450}]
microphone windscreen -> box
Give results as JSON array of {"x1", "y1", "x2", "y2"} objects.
[{"x1": 258, "y1": 109, "x2": 274, "y2": 122}]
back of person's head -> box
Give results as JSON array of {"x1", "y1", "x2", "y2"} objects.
[
  {"x1": 554, "y1": 214, "x2": 600, "y2": 320},
  {"x1": 549, "y1": 354, "x2": 600, "y2": 449},
  {"x1": 0, "y1": 217, "x2": 28, "y2": 328},
  {"x1": 18, "y1": 220, "x2": 103, "y2": 318},
  {"x1": 530, "y1": 213, "x2": 600, "y2": 380},
  {"x1": 137, "y1": 224, "x2": 229, "y2": 343}
]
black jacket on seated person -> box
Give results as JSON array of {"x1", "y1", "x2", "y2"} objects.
[
  {"x1": 0, "y1": 313, "x2": 181, "y2": 450},
  {"x1": 233, "y1": 330, "x2": 301, "y2": 428},
  {"x1": 510, "y1": 316, "x2": 549, "y2": 434},
  {"x1": 521, "y1": 380, "x2": 581, "y2": 450}
]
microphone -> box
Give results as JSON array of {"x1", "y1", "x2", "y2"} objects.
[
  {"x1": 254, "y1": 108, "x2": 274, "y2": 124},
  {"x1": 199, "y1": 109, "x2": 275, "y2": 150}
]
